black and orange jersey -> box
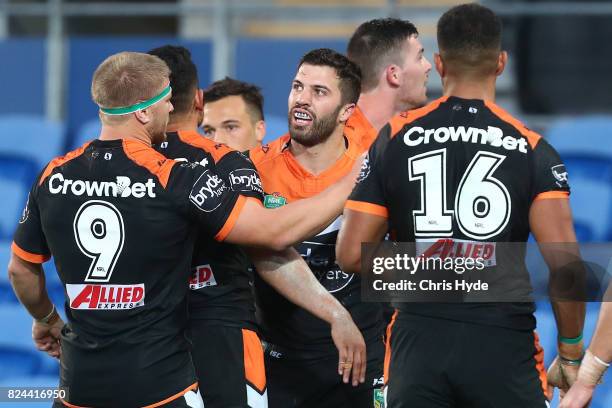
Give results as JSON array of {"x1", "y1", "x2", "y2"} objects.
[
  {"x1": 347, "y1": 96, "x2": 571, "y2": 330},
  {"x1": 12, "y1": 138, "x2": 244, "y2": 407},
  {"x1": 157, "y1": 131, "x2": 264, "y2": 330},
  {"x1": 249, "y1": 128, "x2": 384, "y2": 358}
]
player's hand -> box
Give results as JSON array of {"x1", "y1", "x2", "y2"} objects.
[
  {"x1": 548, "y1": 356, "x2": 579, "y2": 399},
  {"x1": 32, "y1": 315, "x2": 64, "y2": 359},
  {"x1": 558, "y1": 379, "x2": 594, "y2": 408},
  {"x1": 548, "y1": 343, "x2": 584, "y2": 401},
  {"x1": 331, "y1": 311, "x2": 367, "y2": 387}
]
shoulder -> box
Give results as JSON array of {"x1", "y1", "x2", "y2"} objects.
[
  {"x1": 38, "y1": 141, "x2": 92, "y2": 186},
  {"x1": 122, "y1": 139, "x2": 178, "y2": 188},
  {"x1": 483, "y1": 101, "x2": 542, "y2": 151},
  {"x1": 248, "y1": 134, "x2": 290, "y2": 169},
  {"x1": 388, "y1": 96, "x2": 450, "y2": 139},
  {"x1": 174, "y1": 130, "x2": 235, "y2": 163}
]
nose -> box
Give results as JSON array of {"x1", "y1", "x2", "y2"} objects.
[
  {"x1": 424, "y1": 56, "x2": 432, "y2": 73},
  {"x1": 295, "y1": 88, "x2": 312, "y2": 106}
]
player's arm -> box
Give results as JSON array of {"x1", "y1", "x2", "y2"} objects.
[
  {"x1": 178, "y1": 151, "x2": 362, "y2": 250},
  {"x1": 531, "y1": 198, "x2": 585, "y2": 343},
  {"x1": 10, "y1": 186, "x2": 64, "y2": 359},
  {"x1": 248, "y1": 246, "x2": 366, "y2": 386},
  {"x1": 559, "y1": 294, "x2": 612, "y2": 408},
  {"x1": 532, "y1": 198, "x2": 586, "y2": 398},
  {"x1": 529, "y1": 140, "x2": 585, "y2": 397},
  {"x1": 336, "y1": 210, "x2": 388, "y2": 274},
  {"x1": 7, "y1": 253, "x2": 63, "y2": 359},
  {"x1": 224, "y1": 155, "x2": 364, "y2": 250}
]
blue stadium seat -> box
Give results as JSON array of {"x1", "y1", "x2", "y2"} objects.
[
  {"x1": 0, "y1": 347, "x2": 41, "y2": 379},
  {"x1": 0, "y1": 302, "x2": 62, "y2": 378},
  {"x1": 546, "y1": 116, "x2": 612, "y2": 241},
  {"x1": 0, "y1": 115, "x2": 65, "y2": 170},
  {"x1": 71, "y1": 118, "x2": 101, "y2": 150},
  {"x1": 546, "y1": 116, "x2": 612, "y2": 158},
  {"x1": 0, "y1": 155, "x2": 38, "y2": 239}
]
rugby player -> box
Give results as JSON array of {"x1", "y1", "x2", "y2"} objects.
[
  {"x1": 346, "y1": 18, "x2": 431, "y2": 147},
  {"x1": 336, "y1": 4, "x2": 585, "y2": 407},
  {"x1": 149, "y1": 44, "x2": 366, "y2": 408},
  {"x1": 201, "y1": 77, "x2": 265, "y2": 151},
  {"x1": 346, "y1": 17, "x2": 432, "y2": 326},
  {"x1": 248, "y1": 48, "x2": 383, "y2": 408},
  {"x1": 8, "y1": 51, "x2": 363, "y2": 407}
]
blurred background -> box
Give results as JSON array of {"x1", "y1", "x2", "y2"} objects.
[{"x1": 0, "y1": 0, "x2": 611, "y2": 406}]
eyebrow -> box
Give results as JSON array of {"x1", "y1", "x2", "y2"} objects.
[
  {"x1": 221, "y1": 119, "x2": 240, "y2": 126},
  {"x1": 312, "y1": 84, "x2": 331, "y2": 92}
]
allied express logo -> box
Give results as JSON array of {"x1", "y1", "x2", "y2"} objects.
[
  {"x1": 66, "y1": 283, "x2": 145, "y2": 310},
  {"x1": 189, "y1": 264, "x2": 217, "y2": 290},
  {"x1": 263, "y1": 193, "x2": 287, "y2": 208}
]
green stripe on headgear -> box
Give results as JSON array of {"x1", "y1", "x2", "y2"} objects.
[{"x1": 99, "y1": 85, "x2": 172, "y2": 116}]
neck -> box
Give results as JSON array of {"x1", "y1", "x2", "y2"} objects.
[
  {"x1": 442, "y1": 75, "x2": 497, "y2": 102},
  {"x1": 99, "y1": 122, "x2": 151, "y2": 146},
  {"x1": 166, "y1": 111, "x2": 200, "y2": 133},
  {"x1": 289, "y1": 126, "x2": 346, "y2": 175},
  {"x1": 357, "y1": 87, "x2": 401, "y2": 131}
]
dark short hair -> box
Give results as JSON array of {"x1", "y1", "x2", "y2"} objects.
[
  {"x1": 347, "y1": 18, "x2": 418, "y2": 92},
  {"x1": 148, "y1": 45, "x2": 198, "y2": 115},
  {"x1": 437, "y1": 3, "x2": 502, "y2": 74},
  {"x1": 204, "y1": 77, "x2": 264, "y2": 122},
  {"x1": 298, "y1": 48, "x2": 361, "y2": 106}
]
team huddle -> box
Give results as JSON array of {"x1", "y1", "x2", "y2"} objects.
[{"x1": 7, "y1": 3, "x2": 610, "y2": 408}]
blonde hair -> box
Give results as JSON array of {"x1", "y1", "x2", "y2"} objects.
[{"x1": 91, "y1": 52, "x2": 170, "y2": 123}]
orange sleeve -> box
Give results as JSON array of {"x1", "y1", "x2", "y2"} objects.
[
  {"x1": 534, "y1": 191, "x2": 570, "y2": 201},
  {"x1": 214, "y1": 195, "x2": 247, "y2": 241},
  {"x1": 11, "y1": 241, "x2": 51, "y2": 264},
  {"x1": 345, "y1": 200, "x2": 389, "y2": 218}
]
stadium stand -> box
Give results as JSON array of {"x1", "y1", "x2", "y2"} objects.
[
  {"x1": 546, "y1": 116, "x2": 612, "y2": 242},
  {"x1": 0, "y1": 115, "x2": 65, "y2": 171},
  {"x1": 0, "y1": 116, "x2": 64, "y2": 240},
  {"x1": 0, "y1": 155, "x2": 38, "y2": 240}
]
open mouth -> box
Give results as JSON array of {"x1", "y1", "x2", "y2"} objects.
[{"x1": 292, "y1": 109, "x2": 313, "y2": 126}]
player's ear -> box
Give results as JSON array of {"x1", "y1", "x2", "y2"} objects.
[
  {"x1": 195, "y1": 88, "x2": 204, "y2": 111},
  {"x1": 134, "y1": 109, "x2": 151, "y2": 125},
  {"x1": 338, "y1": 103, "x2": 355, "y2": 123},
  {"x1": 495, "y1": 51, "x2": 508, "y2": 77},
  {"x1": 434, "y1": 53, "x2": 445, "y2": 78},
  {"x1": 385, "y1": 64, "x2": 401, "y2": 87},
  {"x1": 255, "y1": 120, "x2": 265, "y2": 144}
]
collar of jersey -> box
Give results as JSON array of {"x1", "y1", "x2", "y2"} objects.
[{"x1": 281, "y1": 133, "x2": 358, "y2": 182}]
